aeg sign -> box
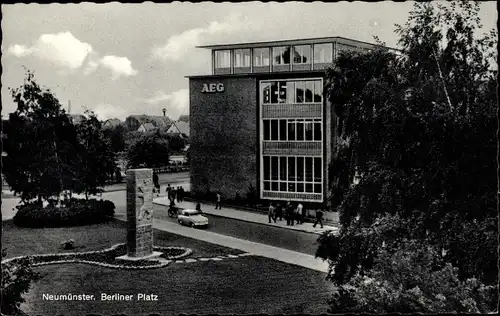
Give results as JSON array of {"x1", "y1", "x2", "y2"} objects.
[{"x1": 201, "y1": 83, "x2": 225, "y2": 93}]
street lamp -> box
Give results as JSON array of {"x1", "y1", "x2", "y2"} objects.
[{"x1": 162, "y1": 108, "x2": 166, "y2": 117}]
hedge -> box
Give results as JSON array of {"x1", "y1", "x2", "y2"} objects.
[{"x1": 13, "y1": 198, "x2": 115, "y2": 228}]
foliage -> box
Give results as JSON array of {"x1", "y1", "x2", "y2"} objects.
[
  {"x1": 73, "y1": 111, "x2": 116, "y2": 198},
  {"x1": 102, "y1": 123, "x2": 126, "y2": 153},
  {"x1": 178, "y1": 114, "x2": 190, "y2": 123},
  {"x1": 1, "y1": 254, "x2": 40, "y2": 316},
  {"x1": 328, "y1": 238, "x2": 498, "y2": 314},
  {"x1": 3, "y1": 70, "x2": 80, "y2": 202},
  {"x1": 13, "y1": 199, "x2": 115, "y2": 228},
  {"x1": 127, "y1": 130, "x2": 170, "y2": 168},
  {"x1": 317, "y1": 1, "x2": 497, "y2": 313}
]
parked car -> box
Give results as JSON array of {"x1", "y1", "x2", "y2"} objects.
[{"x1": 177, "y1": 209, "x2": 208, "y2": 228}]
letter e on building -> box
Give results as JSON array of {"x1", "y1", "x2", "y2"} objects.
[{"x1": 202, "y1": 83, "x2": 224, "y2": 93}]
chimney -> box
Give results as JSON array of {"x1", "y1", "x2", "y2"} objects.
[
  {"x1": 162, "y1": 108, "x2": 166, "y2": 117},
  {"x1": 68, "y1": 100, "x2": 71, "y2": 114}
]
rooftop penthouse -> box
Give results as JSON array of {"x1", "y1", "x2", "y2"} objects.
[{"x1": 198, "y1": 36, "x2": 391, "y2": 76}]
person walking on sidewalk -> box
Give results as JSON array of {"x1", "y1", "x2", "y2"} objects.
[
  {"x1": 215, "y1": 193, "x2": 222, "y2": 209},
  {"x1": 153, "y1": 172, "x2": 160, "y2": 197},
  {"x1": 301, "y1": 204, "x2": 307, "y2": 224},
  {"x1": 196, "y1": 201, "x2": 202, "y2": 213},
  {"x1": 166, "y1": 183, "x2": 172, "y2": 199},
  {"x1": 275, "y1": 202, "x2": 283, "y2": 221},
  {"x1": 268, "y1": 202, "x2": 276, "y2": 223},
  {"x1": 313, "y1": 207, "x2": 324, "y2": 228},
  {"x1": 176, "y1": 186, "x2": 182, "y2": 203},
  {"x1": 285, "y1": 201, "x2": 294, "y2": 226},
  {"x1": 296, "y1": 203, "x2": 304, "y2": 224},
  {"x1": 179, "y1": 187, "x2": 185, "y2": 202}
]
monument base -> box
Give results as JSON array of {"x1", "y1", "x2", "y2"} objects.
[{"x1": 116, "y1": 251, "x2": 163, "y2": 261}]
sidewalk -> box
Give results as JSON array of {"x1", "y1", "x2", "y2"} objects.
[
  {"x1": 147, "y1": 217, "x2": 330, "y2": 273},
  {"x1": 152, "y1": 197, "x2": 338, "y2": 235}
]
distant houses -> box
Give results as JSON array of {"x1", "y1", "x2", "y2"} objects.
[
  {"x1": 166, "y1": 121, "x2": 190, "y2": 139},
  {"x1": 125, "y1": 115, "x2": 171, "y2": 131},
  {"x1": 67, "y1": 114, "x2": 86, "y2": 125},
  {"x1": 137, "y1": 122, "x2": 156, "y2": 133},
  {"x1": 102, "y1": 118, "x2": 123, "y2": 129}
]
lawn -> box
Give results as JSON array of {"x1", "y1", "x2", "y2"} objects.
[
  {"x1": 22, "y1": 256, "x2": 334, "y2": 315},
  {"x1": 3, "y1": 219, "x2": 334, "y2": 315}
]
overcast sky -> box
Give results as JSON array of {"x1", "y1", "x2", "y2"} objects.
[{"x1": 1, "y1": 2, "x2": 497, "y2": 121}]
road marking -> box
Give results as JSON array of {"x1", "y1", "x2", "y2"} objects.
[{"x1": 185, "y1": 258, "x2": 197, "y2": 263}]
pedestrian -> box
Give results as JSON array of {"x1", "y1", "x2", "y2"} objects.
[
  {"x1": 313, "y1": 207, "x2": 324, "y2": 229},
  {"x1": 268, "y1": 202, "x2": 276, "y2": 223},
  {"x1": 179, "y1": 187, "x2": 185, "y2": 202},
  {"x1": 301, "y1": 203, "x2": 307, "y2": 224},
  {"x1": 196, "y1": 201, "x2": 202, "y2": 213},
  {"x1": 285, "y1": 201, "x2": 293, "y2": 226},
  {"x1": 166, "y1": 183, "x2": 172, "y2": 199},
  {"x1": 215, "y1": 193, "x2": 222, "y2": 209},
  {"x1": 172, "y1": 187, "x2": 177, "y2": 203},
  {"x1": 275, "y1": 203, "x2": 283, "y2": 221},
  {"x1": 296, "y1": 203, "x2": 304, "y2": 224},
  {"x1": 176, "y1": 186, "x2": 181, "y2": 203},
  {"x1": 153, "y1": 172, "x2": 160, "y2": 197}
]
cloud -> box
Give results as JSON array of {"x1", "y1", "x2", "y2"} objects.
[
  {"x1": 152, "y1": 12, "x2": 252, "y2": 62},
  {"x1": 144, "y1": 89, "x2": 189, "y2": 120},
  {"x1": 7, "y1": 31, "x2": 93, "y2": 70},
  {"x1": 93, "y1": 103, "x2": 129, "y2": 121},
  {"x1": 99, "y1": 55, "x2": 138, "y2": 79},
  {"x1": 8, "y1": 31, "x2": 137, "y2": 79}
]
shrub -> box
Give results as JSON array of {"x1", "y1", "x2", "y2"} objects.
[
  {"x1": 13, "y1": 199, "x2": 115, "y2": 228},
  {"x1": 1, "y1": 255, "x2": 40, "y2": 316}
]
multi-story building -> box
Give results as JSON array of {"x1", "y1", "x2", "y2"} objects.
[{"x1": 187, "y1": 37, "x2": 382, "y2": 205}]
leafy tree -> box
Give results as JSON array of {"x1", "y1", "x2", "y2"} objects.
[
  {"x1": 73, "y1": 111, "x2": 116, "y2": 199},
  {"x1": 316, "y1": 1, "x2": 497, "y2": 313},
  {"x1": 127, "y1": 131, "x2": 170, "y2": 168},
  {"x1": 102, "y1": 123, "x2": 126, "y2": 153},
  {"x1": 3, "y1": 70, "x2": 79, "y2": 203}
]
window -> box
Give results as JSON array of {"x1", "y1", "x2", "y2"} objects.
[
  {"x1": 280, "y1": 157, "x2": 287, "y2": 180},
  {"x1": 253, "y1": 48, "x2": 270, "y2": 66},
  {"x1": 296, "y1": 119, "x2": 304, "y2": 141},
  {"x1": 288, "y1": 120, "x2": 296, "y2": 141},
  {"x1": 270, "y1": 120, "x2": 278, "y2": 141},
  {"x1": 263, "y1": 120, "x2": 270, "y2": 140},
  {"x1": 263, "y1": 156, "x2": 270, "y2": 180},
  {"x1": 215, "y1": 50, "x2": 231, "y2": 68},
  {"x1": 305, "y1": 120, "x2": 313, "y2": 141},
  {"x1": 234, "y1": 49, "x2": 251, "y2": 67},
  {"x1": 305, "y1": 157, "x2": 313, "y2": 182},
  {"x1": 264, "y1": 181, "x2": 270, "y2": 190},
  {"x1": 262, "y1": 82, "x2": 271, "y2": 104},
  {"x1": 271, "y1": 157, "x2": 278, "y2": 180},
  {"x1": 272, "y1": 46, "x2": 290, "y2": 65},
  {"x1": 293, "y1": 45, "x2": 311, "y2": 64},
  {"x1": 288, "y1": 157, "x2": 296, "y2": 181},
  {"x1": 297, "y1": 157, "x2": 304, "y2": 181},
  {"x1": 314, "y1": 157, "x2": 322, "y2": 182},
  {"x1": 314, "y1": 81, "x2": 322, "y2": 102},
  {"x1": 270, "y1": 82, "x2": 279, "y2": 103},
  {"x1": 278, "y1": 81, "x2": 287, "y2": 103},
  {"x1": 286, "y1": 81, "x2": 295, "y2": 103},
  {"x1": 305, "y1": 81, "x2": 314, "y2": 103},
  {"x1": 314, "y1": 43, "x2": 333, "y2": 63},
  {"x1": 313, "y1": 119, "x2": 322, "y2": 141},
  {"x1": 306, "y1": 183, "x2": 313, "y2": 193},
  {"x1": 296, "y1": 81, "x2": 305, "y2": 103},
  {"x1": 272, "y1": 182, "x2": 279, "y2": 191},
  {"x1": 279, "y1": 120, "x2": 287, "y2": 141},
  {"x1": 314, "y1": 184, "x2": 322, "y2": 193}
]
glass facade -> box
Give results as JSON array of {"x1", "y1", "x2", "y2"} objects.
[
  {"x1": 260, "y1": 78, "x2": 324, "y2": 202},
  {"x1": 215, "y1": 50, "x2": 231, "y2": 68},
  {"x1": 313, "y1": 43, "x2": 333, "y2": 63},
  {"x1": 253, "y1": 48, "x2": 270, "y2": 66},
  {"x1": 272, "y1": 46, "x2": 291, "y2": 65},
  {"x1": 261, "y1": 79, "x2": 323, "y2": 104},
  {"x1": 293, "y1": 45, "x2": 311, "y2": 64},
  {"x1": 234, "y1": 49, "x2": 251, "y2": 67}
]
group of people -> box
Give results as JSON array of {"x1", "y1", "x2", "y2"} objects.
[
  {"x1": 165, "y1": 183, "x2": 185, "y2": 205},
  {"x1": 267, "y1": 201, "x2": 324, "y2": 228}
]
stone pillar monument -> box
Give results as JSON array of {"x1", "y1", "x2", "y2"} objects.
[{"x1": 117, "y1": 168, "x2": 161, "y2": 260}]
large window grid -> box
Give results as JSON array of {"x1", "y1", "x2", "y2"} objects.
[
  {"x1": 263, "y1": 156, "x2": 322, "y2": 194},
  {"x1": 261, "y1": 79, "x2": 323, "y2": 105},
  {"x1": 313, "y1": 43, "x2": 333, "y2": 63},
  {"x1": 263, "y1": 119, "x2": 322, "y2": 141}
]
